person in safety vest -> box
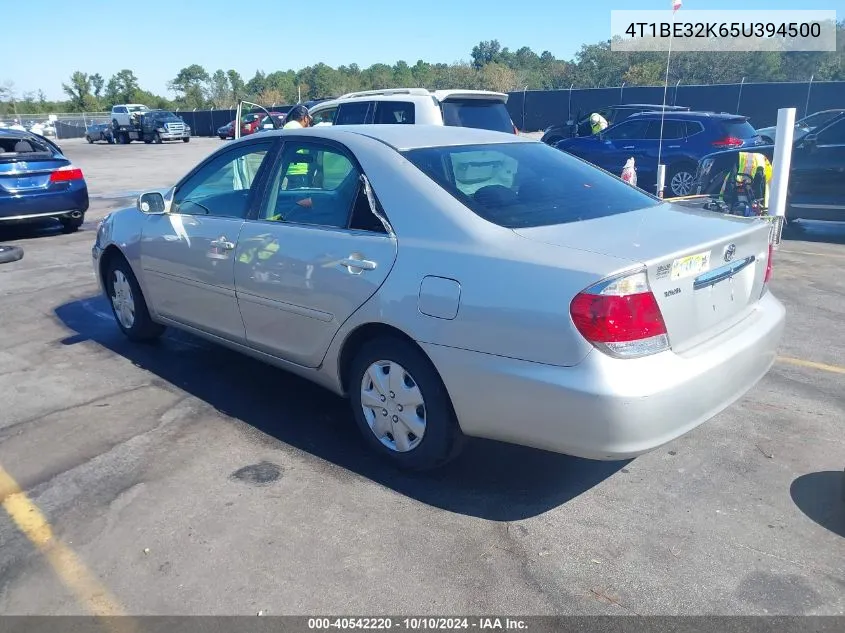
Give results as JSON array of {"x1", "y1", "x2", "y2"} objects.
[
  {"x1": 589, "y1": 112, "x2": 608, "y2": 135},
  {"x1": 720, "y1": 151, "x2": 772, "y2": 212},
  {"x1": 281, "y1": 105, "x2": 313, "y2": 189}
]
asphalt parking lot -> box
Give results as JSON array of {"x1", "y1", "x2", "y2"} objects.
[{"x1": 0, "y1": 137, "x2": 843, "y2": 616}]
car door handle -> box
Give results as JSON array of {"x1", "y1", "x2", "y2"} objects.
[
  {"x1": 622, "y1": 145, "x2": 636, "y2": 150},
  {"x1": 210, "y1": 237, "x2": 235, "y2": 250},
  {"x1": 668, "y1": 145, "x2": 681, "y2": 149},
  {"x1": 339, "y1": 257, "x2": 377, "y2": 271}
]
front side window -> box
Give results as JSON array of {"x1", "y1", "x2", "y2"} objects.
[
  {"x1": 403, "y1": 142, "x2": 659, "y2": 229},
  {"x1": 603, "y1": 120, "x2": 650, "y2": 140},
  {"x1": 172, "y1": 142, "x2": 273, "y2": 218},
  {"x1": 311, "y1": 107, "x2": 337, "y2": 126}
]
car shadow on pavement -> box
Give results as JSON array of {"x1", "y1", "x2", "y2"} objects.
[
  {"x1": 790, "y1": 471, "x2": 845, "y2": 538},
  {"x1": 0, "y1": 218, "x2": 99, "y2": 241},
  {"x1": 781, "y1": 221, "x2": 845, "y2": 246},
  {"x1": 55, "y1": 296, "x2": 627, "y2": 521}
]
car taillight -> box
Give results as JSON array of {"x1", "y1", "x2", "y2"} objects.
[
  {"x1": 49, "y1": 166, "x2": 84, "y2": 182},
  {"x1": 570, "y1": 270, "x2": 669, "y2": 359},
  {"x1": 712, "y1": 136, "x2": 744, "y2": 148}
]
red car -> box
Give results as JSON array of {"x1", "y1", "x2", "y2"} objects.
[{"x1": 240, "y1": 111, "x2": 286, "y2": 136}]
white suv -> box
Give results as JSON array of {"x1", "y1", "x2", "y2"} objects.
[
  {"x1": 111, "y1": 104, "x2": 150, "y2": 128},
  {"x1": 307, "y1": 88, "x2": 518, "y2": 134}
]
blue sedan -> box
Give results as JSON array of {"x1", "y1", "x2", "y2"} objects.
[{"x1": 0, "y1": 129, "x2": 89, "y2": 232}]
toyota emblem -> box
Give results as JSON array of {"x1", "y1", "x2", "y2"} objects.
[{"x1": 724, "y1": 243, "x2": 736, "y2": 262}]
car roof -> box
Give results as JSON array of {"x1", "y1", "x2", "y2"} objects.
[
  {"x1": 612, "y1": 103, "x2": 689, "y2": 109},
  {"x1": 310, "y1": 88, "x2": 508, "y2": 111},
  {"x1": 628, "y1": 110, "x2": 745, "y2": 120},
  {"x1": 249, "y1": 124, "x2": 532, "y2": 151},
  {"x1": 0, "y1": 128, "x2": 41, "y2": 141}
]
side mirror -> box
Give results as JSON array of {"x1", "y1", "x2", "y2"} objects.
[{"x1": 137, "y1": 191, "x2": 166, "y2": 214}]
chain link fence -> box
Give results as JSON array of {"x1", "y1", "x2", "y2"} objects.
[{"x1": 0, "y1": 112, "x2": 111, "y2": 140}]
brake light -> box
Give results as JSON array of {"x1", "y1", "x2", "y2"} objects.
[
  {"x1": 49, "y1": 166, "x2": 84, "y2": 182},
  {"x1": 712, "y1": 136, "x2": 744, "y2": 148},
  {"x1": 570, "y1": 270, "x2": 669, "y2": 358}
]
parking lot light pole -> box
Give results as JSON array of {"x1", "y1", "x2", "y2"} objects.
[{"x1": 769, "y1": 107, "x2": 796, "y2": 244}]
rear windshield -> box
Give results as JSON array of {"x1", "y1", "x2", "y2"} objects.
[
  {"x1": 720, "y1": 119, "x2": 758, "y2": 138},
  {"x1": 0, "y1": 134, "x2": 55, "y2": 160},
  {"x1": 440, "y1": 100, "x2": 514, "y2": 133},
  {"x1": 402, "y1": 142, "x2": 659, "y2": 229}
]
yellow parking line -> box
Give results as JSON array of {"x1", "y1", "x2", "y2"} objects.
[
  {"x1": 0, "y1": 464, "x2": 135, "y2": 625},
  {"x1": 777, "y1": 356, "x2": 845, "y2": 375}
]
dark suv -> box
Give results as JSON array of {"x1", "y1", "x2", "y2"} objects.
[
  {"x1": 541, "y1": 103, "x2": 691, "y2": 146},
  {"x1": 695, "y1": 111, "x2": 845, "y2": 223},
  {"x1": 555, "y1": 111, "x2": 763, "y2": 197}
]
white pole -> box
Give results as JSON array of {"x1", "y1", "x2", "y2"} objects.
[
  {"x1": 657, "y1": 164, "x2": 667, "y2": 199},
  {"x1": 656, "y1": 6, "x2": 677, "y2": 196},
  {"x1": 769, "y1": 107, "x2": 796, "y2": 222}
]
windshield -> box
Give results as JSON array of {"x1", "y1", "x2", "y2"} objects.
[
  {"x1": 128, "y1": 106, "x2": 149, "y2": 113},
  {"x1": 402, "y1": 142, "x2": 659, "y2": 229},
  {"x1": 440, "y1": 100, "x2": 514, "y2": 134}
]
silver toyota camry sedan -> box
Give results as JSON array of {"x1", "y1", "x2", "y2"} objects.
[{"x1": 92, "y1": 125, "x2": 785, "y2": 470}]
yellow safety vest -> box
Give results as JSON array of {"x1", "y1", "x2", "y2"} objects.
[
  {"x1": 721, "y1": 152, "x2": 772, "y2": 209},
  {"x1": 590, "y1": 115, "x2": 608, "y2": 135}
]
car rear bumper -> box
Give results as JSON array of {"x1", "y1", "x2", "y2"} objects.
[
  {"x1": 422, "y1": 291, "x2": 785, "y2": 460},
  {"x1": 0, "y1": 187, "x2": 89, "y2": 221}
]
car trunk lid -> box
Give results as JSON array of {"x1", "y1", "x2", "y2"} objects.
[
  {"x1": 0, "y1": 156, "x2": 69, "y2": 193},
  {"x1": 513, "y1": 203, "x2": 773, "y2": 351}
]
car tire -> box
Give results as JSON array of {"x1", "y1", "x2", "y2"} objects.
[
  {"x1": 0, "y1": 244, "x2": 24, "y2": 265},
  {"x1": 218, "y1": 135, "x2": 226, "y2": 140},
  {"x1": 86, "y1": 135, "x2": 94, "y2": 144},
  {"x1": 60, "y1": 216, "x2": 84, "y2": 234},
  {"x1": 668, "y1": 164, "x2": 696, "y2": 197},
  {"x1": 348, "y1": 337, "x2": 465, "y2": 471},
  {"x1": 104, "y1": 254, "x2": 165, "y2": 342},
  {"x1": 154, "y1": 132, "x2": 162, "y2": 144},
  {"x1": 182, "y1": 137, "x2": 190, "y2": 143}
]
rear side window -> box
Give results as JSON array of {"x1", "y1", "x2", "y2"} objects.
[
  {"x1": 603, "y1": 119, "x2": 650, "y2": 140},
  {"x1": 719, "y1": 119, "x2": 757, "y2": 139},
  {"x1": 685, "y1": 121, "x2": 704, "y2": 136},
  {"x1": 440, "y1": 100, "x2": 513, "y2": 133},
  {"x1": 644, "y1": 120, "x2": 685, "y2": 140},
  {"x1": 402, "y1": 142, "x2": 658, "y2": 229},
  {"x1": 374, "y1": 101, "x2": 415, "y2": 124},
  {"x1": 335, "y1": 102, "x2": 372, "y2": 125}
]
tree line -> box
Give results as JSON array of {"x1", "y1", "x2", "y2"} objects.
[{"x1": 1, "y1": 26, "x2": 843, "y2": 116}]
